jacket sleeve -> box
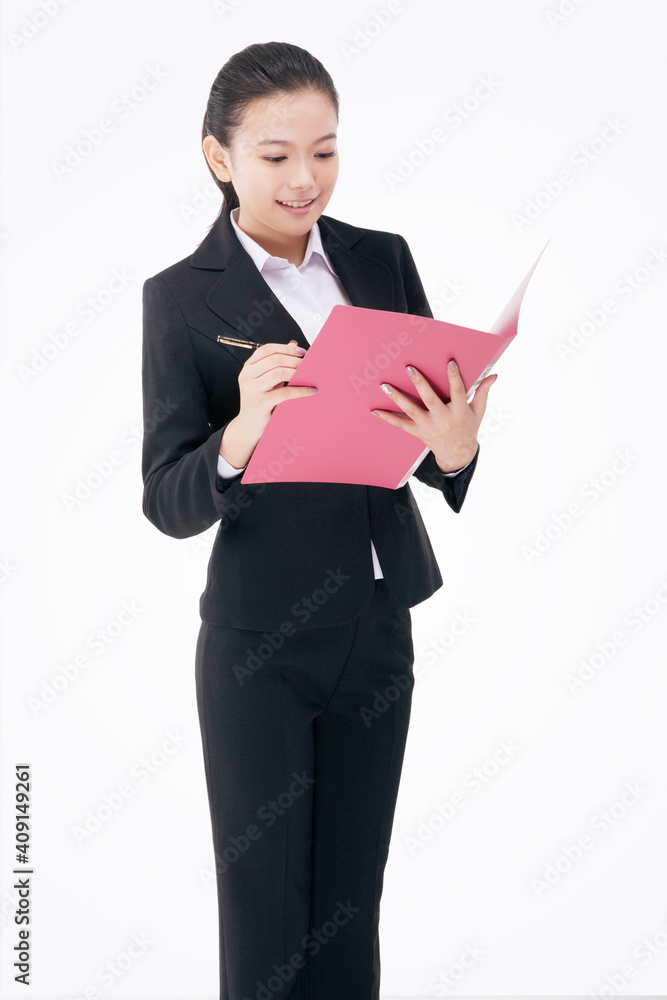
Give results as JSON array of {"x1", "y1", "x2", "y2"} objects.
[
  {"x1": 141, "y1": 275, "x2": 245, "y2": 539},
  {"x1": 395, "y1": 232, "x2": 480, "y2": 513}
]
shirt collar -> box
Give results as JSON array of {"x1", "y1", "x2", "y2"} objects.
[{"x1": 230, "y1": 205, "x2": 338, "y2": 276}]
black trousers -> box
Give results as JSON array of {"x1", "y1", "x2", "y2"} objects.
[{"x1": 194, "y1": 578, "x2": 415, "y2": 1000}]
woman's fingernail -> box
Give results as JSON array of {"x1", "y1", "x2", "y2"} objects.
[
  {"x1": 406, "y1": 365, "x2": 416, "y2": 377},
  {"x1": 308, "y1": 386, "x2": 318, "y2": 393},
  {"x1": 448, "y1": 359, "x2": 457, "y2": 370},
  {"x1": 295, "y1": 346, "x2": 307, "y2": 355},
  {"x1": 380, "y1": 383, "x2": 392, "y2": 395}
]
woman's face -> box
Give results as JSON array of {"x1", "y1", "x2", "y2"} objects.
[{"x1": 205, "y1": 89, "x2": 339, "y2": 248}]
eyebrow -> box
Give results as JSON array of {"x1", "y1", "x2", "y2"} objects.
[{"x1": 255, "y1": 132, "x2": 337, "y2": 147}]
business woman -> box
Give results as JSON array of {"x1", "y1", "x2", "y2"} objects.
[{"x1": 141, "y1": 41, "x2": 496, "y2": 1000}]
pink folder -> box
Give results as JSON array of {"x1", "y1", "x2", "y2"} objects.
[{"x1": 240, "y1": 241, "x2": 550, "y2": 488}]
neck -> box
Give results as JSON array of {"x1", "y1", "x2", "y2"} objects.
[{"x1": 235, "y1": 209, "x2": 310, "y2": 267}]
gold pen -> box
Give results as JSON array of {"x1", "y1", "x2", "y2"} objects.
[{"x1": 217, "y1": 334, "x2": 261, "y2": 350}]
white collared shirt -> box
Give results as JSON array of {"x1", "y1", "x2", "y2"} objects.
[{"x1": 217, "y1": 205, "x2": 470, "y2": 579}]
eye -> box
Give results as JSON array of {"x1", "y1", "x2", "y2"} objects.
[{"x1": 263, "y1": 151, "x2": 337, "y2": 163}]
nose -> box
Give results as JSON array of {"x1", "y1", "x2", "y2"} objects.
[{"x1": 287, "y1": 155, "x2": 317, "y2": 192}]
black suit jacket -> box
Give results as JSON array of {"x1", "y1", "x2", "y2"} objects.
[{"x1": 141, "y1": 204, "x2": 480, "y2": 631}]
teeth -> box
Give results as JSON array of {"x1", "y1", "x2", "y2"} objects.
[{"x1": 279, "y1": 199, "x2": 313, "y2": 207}]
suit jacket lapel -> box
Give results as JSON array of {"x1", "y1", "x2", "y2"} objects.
[{"x1": 188, "y1": 204, "x2": 396, "y2": 352}]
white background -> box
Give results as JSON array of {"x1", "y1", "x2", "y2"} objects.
[{"x1": 2, "y1": 0, "x2": 666, "y2": 997}]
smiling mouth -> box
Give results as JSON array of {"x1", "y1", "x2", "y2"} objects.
[{"x1": 276, "y1": 198, "x2": 316, "y2": 207}]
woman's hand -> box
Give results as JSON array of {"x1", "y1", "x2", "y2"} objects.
[
  {"x1": 370, "y1": 359, "x2": 497, "y2": 473},
  {"x1": 219, "y1": 340, "x2": 317, "y2": 467}
]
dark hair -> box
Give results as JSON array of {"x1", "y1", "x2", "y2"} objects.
[{"x1": 202, "y1": 41, "x2": 339, "y2": 226}]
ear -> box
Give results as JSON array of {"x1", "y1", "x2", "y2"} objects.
[{"x1": 203, "y1": 134, "x2": 232, "y2": 182}]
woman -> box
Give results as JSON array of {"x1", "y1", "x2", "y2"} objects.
[{"x1": 141, "y1": 40, "x2": 496, "y2": 1000}]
